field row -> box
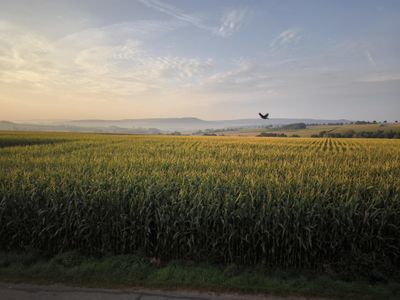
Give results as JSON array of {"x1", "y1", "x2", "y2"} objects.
[{"x1": 0, "y1": 133, "x2": 399, "y2": 274}]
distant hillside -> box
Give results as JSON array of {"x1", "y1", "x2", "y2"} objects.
[
  {"x1": 67, "y1": 117, "x2": 207, "y2": 131},
  {"x1": 0, "y1": 121, "x2": 163, "y2": 134},
  {"x1": 1, "y1": 117, "x2": 351, "y2": 134},
  {"x1": 63, "y1": 117, "x2": 350, "y2": 132}
]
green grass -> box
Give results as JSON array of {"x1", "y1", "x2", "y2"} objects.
[{"x1": 0, "y1": 251, "x2": 399, "y2": 300}]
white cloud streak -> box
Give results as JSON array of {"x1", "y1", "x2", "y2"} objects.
[
  {"x1": 365, "y1": 50, "x2": 376, "y2": 67},
  {"x1": 217, "y1": 9, "x2": 247, "y2": 37},
  {"x1": 270, "y1": 28, "x2": 302, "y2": 51},
  {"x1": 138, "y1": 0, "x2": 247, "y2": 37},
  {"x1": 357, "y1": 72, "x2": 400, "y2": 82},
  {"x1": 138, "y1": 0, "x2": 212, "y2": 31}
]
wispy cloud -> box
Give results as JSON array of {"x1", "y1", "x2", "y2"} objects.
[
  {"x1": 138, "y1": 0, "x2": 212, "y2": 32},
  {"x1": 138, "y1": 0, "x2": 247, "y2": 37},
  {"x1": 217, "y1": 9, "x2": 247, "y2": 37},
  {"x1": 270, "y1": 28, "x2": 303, "y2": 51},
  {"x1": 364, "y1": 50, "x2": 376, "y2": 67},
  {"x1": 203, "y1": 60, "x2": 284, "y2": 93},
  {"x1": 0, "y1": 20, "x2": 214, "y2": 96},
  {"x1": 357, "y1": 72, "x2": 400, "y2": 82}
]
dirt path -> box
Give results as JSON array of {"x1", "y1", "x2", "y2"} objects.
[{"x1": 0, "y1": 282, "x2": 324, "y2": 300}]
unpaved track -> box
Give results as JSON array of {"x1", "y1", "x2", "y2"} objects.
[{"x1": 0, "y1": 282, "x2": 324, "y2": 300}]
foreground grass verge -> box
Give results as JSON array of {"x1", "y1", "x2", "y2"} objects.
[{"x1": 0, "y1": 252, "x2": 399, "y2": 300}]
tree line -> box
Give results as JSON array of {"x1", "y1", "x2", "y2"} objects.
[{"x1": 311, "y1": 130, "x2": 400, "y2": 139}]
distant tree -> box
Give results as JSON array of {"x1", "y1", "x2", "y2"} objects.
[
  {"x1": 282, "y1": 123, "x2": 307, "y2": 130},
  {"x1": 343, "y1": 130, "x2": 355, "y2": 138},
  {"x1": 257, "y1": 132, "x2": 287, "y2": 137},
  {"x1": 395, "y1": 120, "x2": 398, "y2": 123},
  {"x1": 373, "y1": 120, "x2": 377, "y2": 124},
  {"x1": 193, "y1": 130, "x2": 203, "y2": 135},
  {"x1": 384, "y1": 120, "x2": 387, "y2": 124},
  {"x1": 315, "y1": 129, "x2": 399, "y2": 139}
]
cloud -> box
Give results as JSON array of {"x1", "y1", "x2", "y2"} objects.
[
  {"x1": 328, "y1": 40, "x2": 381, "y2": 68},
  {"x1": 57, "y1": 20, "x2": 181, "y2": 48},
  {"x1": 365, "y1": 50, "x2": 376, "y2": 67},
  {"x1": 199, "y1": 51, "x2": 400, "y2": 102},
  {"x1": 202, "y1": 60, "x2": 279, "y2": 95},
  {"x1": 0, "y1": 21, "x2": 55, "y2": 88},
  {"x1": 217, "y1": 9, "x2": 247, "y2": 37},
  {"x1": 0, "y1": 20, "x2": 214, "y2": 97},
  {"x1": 357, "y1": 72, "x2": 400, "y2": 82},
  {"x1": 138, "y1": 0, "x2": 213, "y2": 31},
  {"x1": 270, "y1": 28, "x2": 303, "y2": 51},
  {"x1": 139, "y1": 0, "x2": 247, "y2": 37}
]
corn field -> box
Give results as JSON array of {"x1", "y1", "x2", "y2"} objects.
[{"x1": 0, "y1": 132, "x2": 399, "y2": 272}]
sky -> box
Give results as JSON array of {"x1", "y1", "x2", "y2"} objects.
[{"x1": 0, "y1": 0, "x2": 399, "y2": 121}]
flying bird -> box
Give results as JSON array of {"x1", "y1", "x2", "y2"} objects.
[{"x1": 259, "y1": 113, "x2": 269, "y2": 119}]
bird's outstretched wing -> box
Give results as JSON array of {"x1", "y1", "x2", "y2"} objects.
[
  {"x1": 259, "y1": 113, "x2": 265, "y2": 118},
  {"x1": 259, "y1": 113, "x2": 269, "y2": 119}
]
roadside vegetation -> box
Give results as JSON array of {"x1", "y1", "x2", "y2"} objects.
[{"x1": 1, "y1": 251, "x2": 399, "y2": 300}]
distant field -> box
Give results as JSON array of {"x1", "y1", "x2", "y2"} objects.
[
  {"x1": 0, "y1": 132, "x2": 399, "y2": 276},
  {"x1": 216, "y1": 123, "x2": 400, "y2": 137}
]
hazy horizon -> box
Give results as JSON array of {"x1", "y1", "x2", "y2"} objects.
[
  {"x1": 1, "y1": 0, "x2": 399, "y2": 121},
  {"x1": 4, "y1": 116, "x2": 353, "y2": 123}
]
